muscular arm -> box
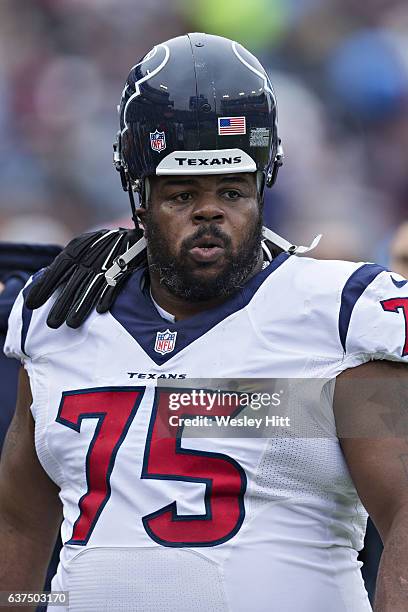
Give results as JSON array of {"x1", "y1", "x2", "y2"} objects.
[
  {"x1": 0, "y1": 368, "x2": 62, "y2": 610},
  {"x1": 334, "y1": 360, "x2": 408, "y2": 612}
]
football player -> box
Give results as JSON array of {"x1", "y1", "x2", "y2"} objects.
[{"x1": 1, "y1": 34, "x2": 408, "y2": 612}]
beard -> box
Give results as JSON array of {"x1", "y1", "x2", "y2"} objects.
[{"x1": 144, "y1": 210, "x2": 263, "y2": 302}]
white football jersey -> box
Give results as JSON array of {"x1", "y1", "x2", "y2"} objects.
[{"x1": 5, "y1": 253, "x2": 408, "y2": 612}]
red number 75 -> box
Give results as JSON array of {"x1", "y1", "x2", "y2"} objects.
[{"x1": 56, "y1": 387, "x2": 246, "y2": 547}]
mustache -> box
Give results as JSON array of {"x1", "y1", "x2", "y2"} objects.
[{"x1": 181, "y1": 224, "x2": 232, "y2": 251}]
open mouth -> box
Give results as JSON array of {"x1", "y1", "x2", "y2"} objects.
[{"x1": 188, "y1": 236, "x2": 226, "y2": 263}]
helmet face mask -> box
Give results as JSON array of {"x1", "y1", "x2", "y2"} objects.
[{"x1": 114, "y1": 33, "x2": 283, "y2": 208}]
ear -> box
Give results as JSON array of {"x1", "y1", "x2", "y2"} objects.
[{"x1": 135, "y1": 206, "x2": 147, "y2": 232}]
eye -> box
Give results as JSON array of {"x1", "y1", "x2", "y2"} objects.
[
  {"x1": 223, "y1": 189, "x2": 242, "y2": 200},
  {"x1": 173, "y1": 192, "x2": 193, "y2": 203}
]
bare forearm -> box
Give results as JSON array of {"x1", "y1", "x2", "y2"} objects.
[
  {"x1": 375, "y1": 510, "x2": 408, "y2": 611},
  {"x1": 0, "y1": 508, "x2": 56, "y2": 612},
  {"x1": 0, "y1": 368, "x2": 62, "y2": 610}
]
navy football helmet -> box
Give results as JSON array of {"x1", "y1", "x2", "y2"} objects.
[{"x1": 113, "y1": 33, "x2": 283, "y2": 213}]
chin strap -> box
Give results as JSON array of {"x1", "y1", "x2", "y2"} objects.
[
  {"x1": 261, "y1": 239, "x2": 273, "y2": 263},
  {"x1": 104, "y1": 227, "x2": 322, "y2": 287},
  {"x1": 262, "y1": 227, "x2": 322, "y2": 255},
  {"x1": 105, "y1": 236, "x2": 147, "y2": 286}
]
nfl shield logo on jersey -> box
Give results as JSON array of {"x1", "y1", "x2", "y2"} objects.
[
  {"x1": 154, "y1": 329, "x2": 177, "y2": 355},
  {"x1": 150, "y1": 130, "x2": 166, "y2": 153}
]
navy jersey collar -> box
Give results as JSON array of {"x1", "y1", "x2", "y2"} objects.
[{"x1": 110, "y1": 252, "x2": 290, "y2": 365}]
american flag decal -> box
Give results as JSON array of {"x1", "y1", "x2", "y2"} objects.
[{"x1": 218, "y1": 117, "x2": 246, "y2": 136}]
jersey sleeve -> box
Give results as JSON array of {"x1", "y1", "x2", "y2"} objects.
[
  {"x1": 5, "y1": 271, "x2": 93, "y2": 364},
  {"x1": 3, "y1": 277, "x2": 36, "y2": 361},
  {"x1": 340, "y1": 265, "x2": 408, "y2": 363}
]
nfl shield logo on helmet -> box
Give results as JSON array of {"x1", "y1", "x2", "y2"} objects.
[
  {"x1": 150, "y1": 130, "x2": 166, "y2": 153},
  {"x1": 154, "y1": 329, "x2": 177, "y2": 355}
]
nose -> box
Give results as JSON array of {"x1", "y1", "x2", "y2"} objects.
[{"x1": 192, "y1": 194, "x2": 224, "y2": 224}]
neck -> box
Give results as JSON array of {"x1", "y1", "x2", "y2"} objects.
[{"x1": 149, "y1": 253, "x2": 264, "y2": 321}]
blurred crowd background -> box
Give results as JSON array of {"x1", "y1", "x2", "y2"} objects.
[{"x1": 0, "y1": 0, "x2": 408, "y2": 263}]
